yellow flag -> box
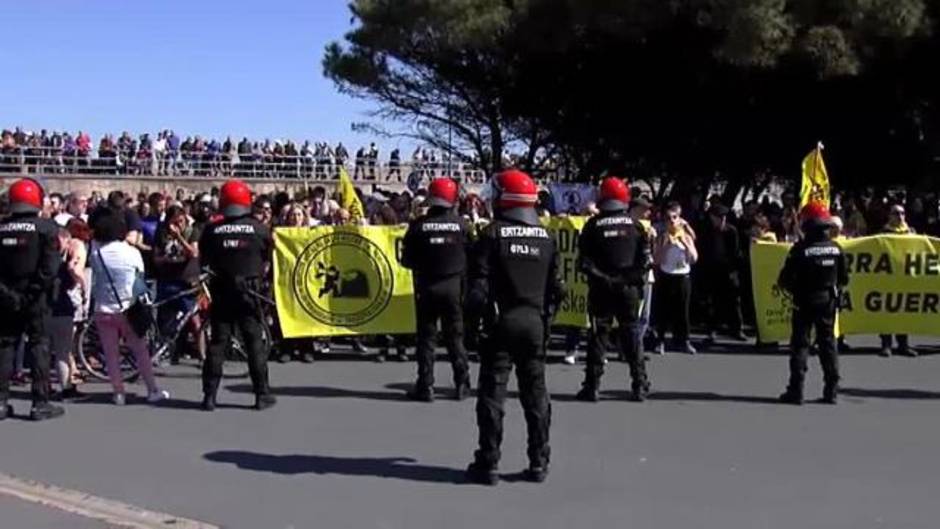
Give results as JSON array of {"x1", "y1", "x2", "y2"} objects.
[
  {"x1": 800, "y1": 143, "x2": 830, "y2": 209},
  {"x1": 338, "y1": 166, "x2": 365, "y2": 221}
]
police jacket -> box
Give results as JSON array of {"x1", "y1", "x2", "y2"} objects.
[
  {"x1": 401, "y1": 207, "x2": 469, "y2": 281},
  {"x1": 467, "y1": 214, "x2": 563, "y2": 316},
  {"x1": 0, "y1": 212, "x2": 61, "y2": 295},
  {"x1": 199, "y1": 215, "x2": 271, "y2": 286},
  {"x1": 578, "y1": 210, "x2": 649, "y2": 288},
  {"x1": 778, "y1": 226, "x2": 848, "y2": 306}
]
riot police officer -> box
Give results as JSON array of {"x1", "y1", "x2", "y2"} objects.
[
  {"x1": 0, "y1": 179, "x2": 64, "y2": 421},
  {"x1": 465, "y1": 169, "x2": 563, "y2": 485},
  {"x1": 400, "y1": 178, "x2": 471, "y2": 402},
  {"x1": 576, "y1": 177, "x2": 650, "y2": 402},
  {"x1": 199, "y1": 180, "x2": 276, "y2": 411},
  {"x1": 778, "y1": 202, "x2": 848, "y2": 405}
]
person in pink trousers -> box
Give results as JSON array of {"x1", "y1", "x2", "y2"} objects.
[{"x1": 89, "y1": 206, "x2": 169, "y2": 405}]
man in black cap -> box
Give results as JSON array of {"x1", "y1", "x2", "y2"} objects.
[{"x1": 698, "y1": 203, "x2": 745, "y2": 345}]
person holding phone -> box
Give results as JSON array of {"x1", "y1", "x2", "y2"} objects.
[{"x1": 652, "y1": 202, "x2": 698, "y2": 355}]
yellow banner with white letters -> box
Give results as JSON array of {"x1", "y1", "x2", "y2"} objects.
[{"x1": 752, "y1": 235, "x2": 940, "y2": 343}]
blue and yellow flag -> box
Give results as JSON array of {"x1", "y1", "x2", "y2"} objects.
[{"x1": 800, "y1": 143, "x2": 830, "y2": 209}]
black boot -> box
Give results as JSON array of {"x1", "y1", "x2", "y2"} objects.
[
  {"x1": 466, "y1": 461, "x2": 499, "y2": 486},
  {"x1": 575, "y1": 383, "x2": 599, "y2": 402},
  {"x1": 821, "y1": 384, "x2": 839, "y2": 405},
  {"x1": 454, "y1": 380, "x2": 471, "y2": 401},
  {"x1": 407, "y1": 384, "x2": 434, "y2": 402},
  {"x1": 30, "y1": 402, "x2": 65, "y2": 421},
  {"x1": 201, "y1": 393, "x2": 217, "y2": 412},
  {"x1": 0, "y1": 402, "x2": 11, "y2": 421},
  {"x1": 523, "y1": 464, "x2": 549, "y2": 483},
  {"x1": 629, "y1": 380, "x2": 649, "y2": 402},
  {"x1": 255, "y1": 394, "x2": 277, "y2": 411},
  {"x1": 779, "y1": 387, "x2": 804, "y2": 405}
]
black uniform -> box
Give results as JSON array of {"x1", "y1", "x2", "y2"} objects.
[
  {"x1": 400, "y1": 207, "x2": 471, "y2": 400},
  {"x1": 577, "y1": 210, "x2": 650, "y2": 400},
  {"x1": 0, "y1": 213, "x2": 62, "y2": 419},
  {"x1": 699, "y1": 222, "x2": 744, "y2": 340},
  {"x1": 778, "y1": 223, "x2": 848, "y2": 404},
  {"x1": 467, "y1": 215, "x2": 563, "y2": 481},
  {"x1": 199, "y1": 215, "x2": 273, "y2": 407}
]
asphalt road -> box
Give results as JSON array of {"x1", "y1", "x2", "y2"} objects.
[{"x1": 2, "y1": 336, "x2": 940, "y2": 529}]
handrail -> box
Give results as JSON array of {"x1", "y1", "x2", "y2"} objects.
[{"x1": 0, "y1": 148, "x2": 488, "y2": 184}]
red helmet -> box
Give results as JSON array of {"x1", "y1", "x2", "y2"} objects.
[
  {"x1": 800, "y1": 201, "x2": 831, "y2": 223},
  {"x1": 494, "y1": 169, "x2": 538, "y2": 210},
  {"x1": 219, "y1": 179, "x2": 252, "y2": 218},
  {"x1": 598, "y1": 177, "x2": 630, "y2": 212},
  {"x1": 8, "y1": 178, "x2": 44, "y2": 214},
  {"x1": 427, "y1": 178, "x2": 458, "y2": 208},
  {"x1": 493, "y1": 169, "x2": 539, "y2": 225}
]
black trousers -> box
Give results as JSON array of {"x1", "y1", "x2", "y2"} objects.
[
  {"x1": 701, "y1": 268, "x2": 743, "y2": 335},
  {"x1": 475, "y1": 307, "x2": 551, "y2": 469},
  {"x1": 414, "y1": 276, "x2": 468, "y2": 389},
  {"x1": 203, "y1": 306, "x2": 270, "y2": 398},
  {"x1": 879, "y1": 334, "x2": 910, "y2": 349},
  {"x1": 788, "y1": 300, "x2": 839, "y2": 391},
  {"x1": 654, "y1": 273, "x2": 691, "y2": 343},
  {"x1": 0, "y1": 300, "x2": 51, "y2": 405},
  {"x1": 585, "y1": 282, "x2": 643, "y2": 389}
]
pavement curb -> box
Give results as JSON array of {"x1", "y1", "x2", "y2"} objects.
[{"x1": 0, "y1": 472, "x2": 219, "y2": 529}]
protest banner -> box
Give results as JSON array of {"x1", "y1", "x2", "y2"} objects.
[
  {"x1": 273, "y1": 226, "x2": 415, "y2": 338},
  {"x1": 543, "y1": 216, "x2": 589, "y2": 328},
  {"x1": 752, "y1": 235, "x2": 940, "y2": 342}
]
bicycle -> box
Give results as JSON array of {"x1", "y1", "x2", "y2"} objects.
[{"x1": 76, "y1": 274, "x2": 267, "y2": 382}]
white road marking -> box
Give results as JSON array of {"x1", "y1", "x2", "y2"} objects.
[{"x1": 0, "y1": 472, "x2": 219, "y2": 529}]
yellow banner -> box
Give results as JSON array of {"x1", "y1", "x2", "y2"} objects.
[
  {"x1": 543, "y1": 216, "x2": 589, "y2": 327},
  {"x1": 752, "y1": 235, "x2": 940, "y2": 342},
  {"x1": 274, "y1": 226, "x2": 415, "y2": 338}
]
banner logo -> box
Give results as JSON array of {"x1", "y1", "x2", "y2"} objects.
[{"x1": 292, "y1": 231, "x2": 394, "y2": 327}]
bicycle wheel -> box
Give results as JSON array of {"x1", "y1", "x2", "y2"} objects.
[{"x1": 75, "y1": 319, "x2": 141, "y2": 383}]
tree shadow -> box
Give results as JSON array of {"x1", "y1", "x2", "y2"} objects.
[
  {"x1": 841, "y1": 388, "x2": 940, "y2": 400},
  {"x1": 203, "y1": 450, "x2": 469, "y2": 485},
  {"x1": 225, "y1": 383, "x2": 409, "y2": 402},
  {"x1": 643, "y1": 391, "x2": 780, "y2": 405}
]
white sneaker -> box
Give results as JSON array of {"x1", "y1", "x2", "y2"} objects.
[
  {"x1": 563, "y1": 353, "x2": 576, "y2": 365},
  {"x1": 113, "y1": 393, "x2": 126, "y2": 406},
  {"x1": 147, "y1": 389, "x2": 170, "y2": 404}
]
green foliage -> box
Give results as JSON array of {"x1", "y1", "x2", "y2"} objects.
[{"x1": 324, "y1": 0, "x2": 940, "y2": 188}]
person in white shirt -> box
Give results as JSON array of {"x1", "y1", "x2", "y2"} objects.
[
  {"x1": 89, "y1": 209, "x2": 168, "y2": 405},
  {"x1": 652, "y1": 202, "x2": 698, "y2": 355}
]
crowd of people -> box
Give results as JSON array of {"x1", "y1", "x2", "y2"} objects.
[
  {"x1": 0, "y1": 127, "x2": 486, "y2": 183},
  {"x1": 0, "y1": 177, "x2": 929, "y2": 400}
]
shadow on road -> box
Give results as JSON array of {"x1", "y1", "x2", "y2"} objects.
[
  {"x1": 645, "y1": 391, "x2": 779, "y2": 404},
  {"x1": 203, "y1": 450, "x2": 468, "y2": 484},
  {"x1": 225, "y1": 383, "x2": 409, "y2": 402},
  {"x1": 841, "y1": 388, "x2": 940, "y2": 400}
]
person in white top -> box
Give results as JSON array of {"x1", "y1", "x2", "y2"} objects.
[
  {"x1": 89, "y1": 209, "x2": 168, "y2": 405},
  {"x1": 652, "y1": 202, "x2": 698, "y2": 355}
]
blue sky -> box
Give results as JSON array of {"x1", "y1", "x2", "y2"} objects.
[{"x1": 0, "y1": 1, "x2": 398, "y2": 151}]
